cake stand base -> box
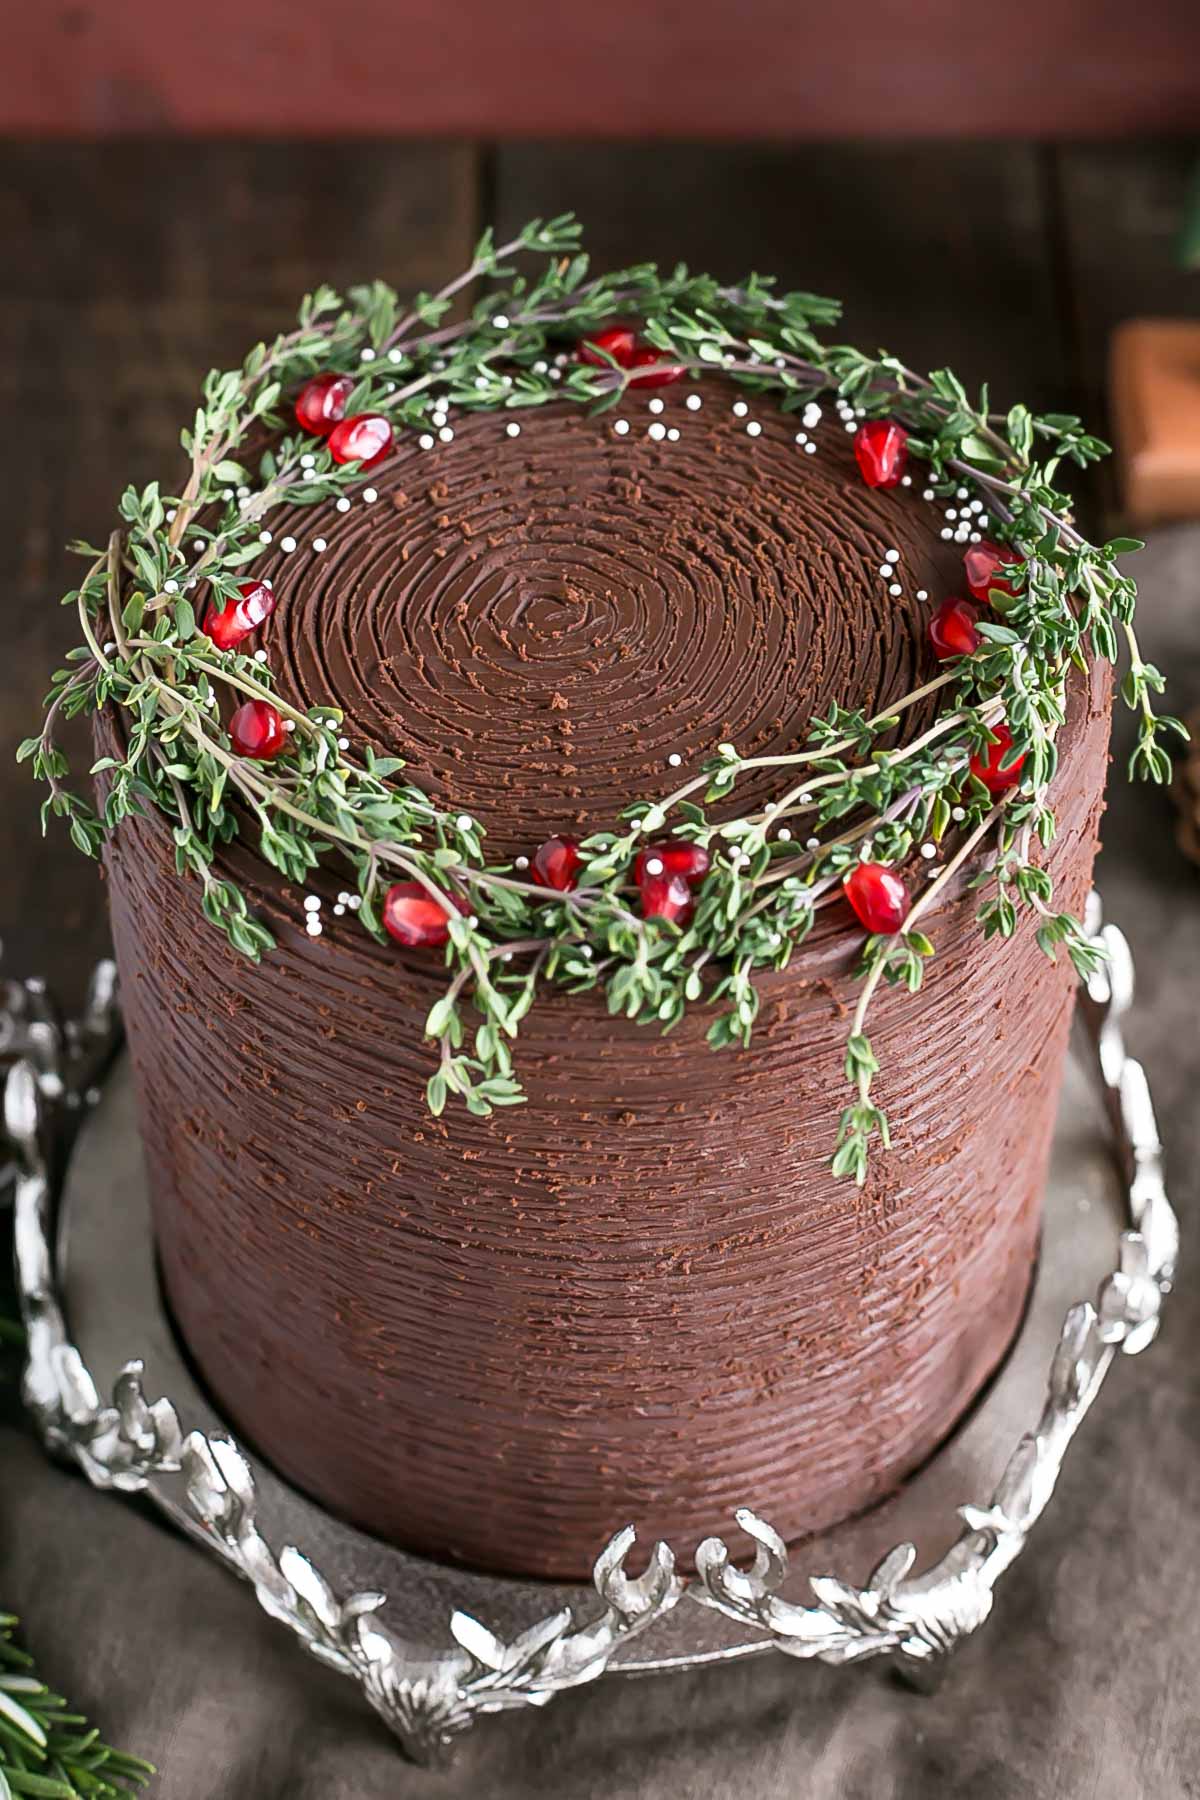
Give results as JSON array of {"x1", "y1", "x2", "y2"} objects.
[{"x1": 6, "y1": 899, "x2": 1179, "y2": 1765}]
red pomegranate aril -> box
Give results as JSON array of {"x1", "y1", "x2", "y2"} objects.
[
  {"x1": 577, "y1": 325, "x2": 640, "y2": 368},
  {"x1": 360, "y1": 438, "x2": 394, "y2": 472},
  {"x1": 577, "y1": 328, "x2": 684, "y2": 387},
  {"x1": 294, "y1": 372, "x2": 355, "y2": 437},
  {"x1": 844, "y1": 862, "x2": 909, "y2": 935},
  {"x1": 229, "y1": 699, "x2": 288, "y2": 760},
  {"x1": 202, "y1": 579, "x2": 276, "y2": 650},
  {"x1": 970, "y1": 724, "x2": 1026, "y2": 795},
  {"x1": 328, "y1": 412, "x2": 393, "y2": 466},
  {"x1": 853, "y1": 419, "x2": 909, "y2": 489},
  {"x1": 928, "y1": 596, "x2": 982, "y2": 661},
  {"x1": 633, "y1": 841, "x2": 711, "y2": 885},
  {"x1": 640, "y1": 870, "x2": 694, "y2": 925},
  {"x1": 626, "y1": 346, "x2": 685, "y2": 388},
  {"x1": 382, "y1": 880, "x2": 466, "y2": 949},
  {"x1": 963, "y1": 539, "x2": 1021, "y2": 604},
  {"x1": 531, "y1": 836, "x2": 583, "y2": 892}
]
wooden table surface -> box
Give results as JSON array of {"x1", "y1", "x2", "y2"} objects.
[{"x1": 1, "y1": 140, "x2": 1198, "y2": 1799}]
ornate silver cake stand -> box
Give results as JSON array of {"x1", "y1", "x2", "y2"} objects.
[{"x1": 3, "y1": 895, "x2": 1178, "y2": 1766}]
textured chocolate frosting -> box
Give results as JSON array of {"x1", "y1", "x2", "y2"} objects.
[
  {"x1": 102, "y1": 377, "x2": 1112, "y2": 1577},
  {"x1": 262, "y1": 381, "x2": 960, "y2": 850}
]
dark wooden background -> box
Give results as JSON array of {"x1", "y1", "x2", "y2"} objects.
[{"x1": 2, "y1": 139, "x2": 1200, "y2": 1798}]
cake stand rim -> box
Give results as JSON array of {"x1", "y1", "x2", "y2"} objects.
[{"x1": 7, "y1": 894, "x2": 1178, "y2": 1762}]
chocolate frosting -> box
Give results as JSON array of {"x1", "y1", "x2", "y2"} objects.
[
  {"x1": 260, "y1": 382, "x2": 961, "y2": 853},
  {"x1": 101, "y1": 378, "x2": 1112, "y2": 1577}
]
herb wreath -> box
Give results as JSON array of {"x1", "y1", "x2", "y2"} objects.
[{"x1": 22, "y1": 216, "x2": 1183, "y2": 1181}]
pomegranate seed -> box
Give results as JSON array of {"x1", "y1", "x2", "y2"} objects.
[
  {"x1": 844, "y1": 862, "x2": 909, "y2": 935},
  {"x1": 577, "y1": 325, "x2": 640, "y2": 368},
  {"x1": 928, "y1": 597, "x2": 982, "y2": 661},
  {"x1": 634, "y1": 841, "x2": 711, "y2": 885},
  {"x1": 202, "y1": 579, "x2": 276, "y2": 650},
  {"x1": 963, "y1": 540, "x2": 1021, "y2": 604},
  {"x1": 328, "y1": 413, "x2": 393, "y2": 466},
  {"x1": 853, "y1": 420, "x2": 909, "y2": 489},
  {"x1": 970, "y1": 724, "x2": 1026, "y2": 795},
  {"x1": 294, "y1": 373, "x2": 354, "y2": 436},
  {"x1": 361, "y1": 438, "x2": 394, "y2": 472},
  {"x1": 382, "y1": 880, "x2": 466, "y2": 948},
  {"x1": 577, "y1": 327, "x2": 684, "y2": 387},
  {"x1": 640, "y1": 870, "x2": 694, "y2": 925},
  {"x1": 626, "y1": 346, "x2": 686, "y2": 388},
  {"x1": 531, "y1": 836, "x2": 583, "y2": 892},
  {"x1": 229, "y1": 700, "x2": 288, "y2": 760}
]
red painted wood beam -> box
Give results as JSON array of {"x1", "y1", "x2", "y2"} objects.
[{"x1": 6, "y1": 0, "x2": 1200, "y2": 139}]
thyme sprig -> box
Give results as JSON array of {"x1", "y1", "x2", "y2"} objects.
[{"x1": 22, "y1": 216, "x2": 1182, "y2": 1176}]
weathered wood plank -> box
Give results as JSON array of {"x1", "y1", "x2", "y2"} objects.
[
  {"x1": 495, "y1": 142, "x2": 1071, "y2": 411},
  {"x1": 1053, "y1": 141, "x2": 1199, "y2": 435},
  {"x1": 5, "y1": 1, "x2": 1200, "y2": 139},
  {"x1": 0, "y1": 142, "x2": 478, "y2": 1006}
]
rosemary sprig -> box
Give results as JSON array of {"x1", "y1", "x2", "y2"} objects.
[
  {"x1": 22, "y1": 216, "x2": 1183, "y2": 1177},
  {"x1": 0, "y1": 1614, "x2": 153, "y2": 1797}
]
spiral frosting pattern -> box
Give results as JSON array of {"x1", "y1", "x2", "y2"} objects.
[
  {"x1": 101, "y1": 378, "x2": 1113, "y2": 1578},
  {"x1": 258, "y1": 381, "x2": 960, "y2": 851}
]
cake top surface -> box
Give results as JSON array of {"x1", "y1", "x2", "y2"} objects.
[{"x1": 259, "y1": 377, "x2": 959, "y2": 857}]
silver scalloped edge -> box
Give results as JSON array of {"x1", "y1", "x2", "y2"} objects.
[{"x1": 4, "y1": 896, "x2": 1176, "y2": 1764}]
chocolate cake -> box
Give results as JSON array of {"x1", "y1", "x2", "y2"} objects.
[{"x1": 98, "y1": 372, "x2": 1111, "y2": 1578}]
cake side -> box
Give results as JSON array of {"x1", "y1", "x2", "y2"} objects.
[{"x1": 99, "y1": 645, "x2": 1109, "y2": 1577}]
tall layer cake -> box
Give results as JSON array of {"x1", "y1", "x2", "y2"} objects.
[{"x1": 42, "y1": 236, "x2": 1136, "y2": 1581}]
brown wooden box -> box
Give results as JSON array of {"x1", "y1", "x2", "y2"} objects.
[{"x1": 1111, "y1": 319, "x2": 1200, "y2": 524}]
